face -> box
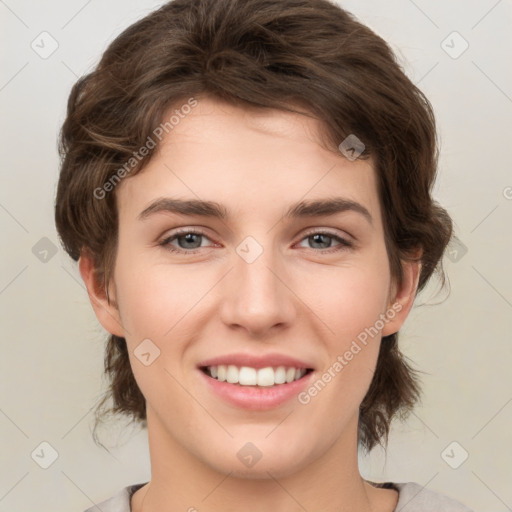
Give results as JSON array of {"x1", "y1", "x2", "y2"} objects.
[{"x1": 82, "y1": 96, "x2": 418, "y2": 479}]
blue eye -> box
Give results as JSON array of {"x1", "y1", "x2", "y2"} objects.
[
  {"x1": 298, "y1": 231, "x2": 353, "y2": 252},
  {"x1": 160, "y1": 229, "x2": 212, "y2": 253},
  {"x1": 159, "y1": 229, "x2": 353, "y2": 254}
]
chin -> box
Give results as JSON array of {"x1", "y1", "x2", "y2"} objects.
[{"x1": 202, "y1": 443, "x2": 314, "y2": 480}]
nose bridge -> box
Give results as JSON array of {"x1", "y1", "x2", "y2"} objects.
[{"x1": 219, "y1": 234, "x2": 295, "y2": 334}]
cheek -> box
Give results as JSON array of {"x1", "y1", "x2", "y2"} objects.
[
  {"x1": 306, "y1": 251, "x2": 391, "y2": 390},
  {"x1": 114, "y1": 235, "x2": 392, "y2": 344},
  {"x1": 312, "y1": 256, "x2": 391, "y2": 342},
  {"x1": 113, "y1": 255, "x2": 201, "y2": 410},
  {"x1": 113, "y1": 249, "x2": 206, "y2": 339}
]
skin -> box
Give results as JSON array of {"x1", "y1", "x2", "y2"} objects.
[{"x1": 80, "y1": 96, "x2": 420, "y2": 512}]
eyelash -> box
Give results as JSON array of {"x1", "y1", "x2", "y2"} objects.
[{"x1": 159, "y1": 228, "x2": 353, "y2": 255}]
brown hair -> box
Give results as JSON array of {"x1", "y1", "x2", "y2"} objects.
[{"x1": 55, "y1": 0, "x2": 452, "y2": 452}]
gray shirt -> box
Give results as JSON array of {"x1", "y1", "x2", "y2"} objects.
[{"x1": 83, "y1": 481, "x2": 474, "y2": 511}]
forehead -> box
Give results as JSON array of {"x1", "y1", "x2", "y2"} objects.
[{"x1": 116, "y1": 96, "x2": 382, "y2": 227}]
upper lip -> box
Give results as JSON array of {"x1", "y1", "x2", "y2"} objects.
[{"x1": 197, "y1": 352, "x2": 315, "y2": 370}]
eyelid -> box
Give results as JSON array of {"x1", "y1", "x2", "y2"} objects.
[
  {"x1": 159, "y1": 227, "x2": 216, "y2": 251},
  {"x1": 159, "y1": 226, "x2": 354, "y2": 254},
  {"x1": 296, "y1": 228, "x2": 354, "y2": 252},
  {"x1": 300, "y1": 227, "x2": 353, "y2": 243}
]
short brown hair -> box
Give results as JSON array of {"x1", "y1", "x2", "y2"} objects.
[{"x1": 55, "y1": 0, "x2": 452, "y2": 452}]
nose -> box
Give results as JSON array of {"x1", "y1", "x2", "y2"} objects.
[{"x1": 218, "y1": 240, "x2": 297, "y2": 337}]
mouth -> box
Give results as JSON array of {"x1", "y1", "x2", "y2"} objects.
[
  {"x1": 196, "y1": 353, "x2": 317, "y2": 409},
  {"x1": 200, "y1": 365, "x2": 314, "y2": 387}
]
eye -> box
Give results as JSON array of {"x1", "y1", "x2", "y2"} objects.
[
  {"x1": 159, "y1": 229, "x2": 214, "y2": 254},
  {"x1": 159, "y1": 228, "x2": 353, "y2": 255},
  {"x1": 296, "y1": 230, "x2": 353, "y2": 252}
]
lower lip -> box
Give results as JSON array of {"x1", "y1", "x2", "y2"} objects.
[{"x1": 198, "y1": 369, "x2": 314, "y2": 411}]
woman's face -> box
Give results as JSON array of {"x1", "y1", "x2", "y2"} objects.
[{"x1": 84, "y1": 96, "x2": 417, "y2": 478}]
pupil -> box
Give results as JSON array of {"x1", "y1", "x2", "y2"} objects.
[
  {"x1": 311, "y1": 234, "x2": 330, "y2": 249},
  {"x1": 181, "y1": 233, "x2": 201, "y2": 248}
]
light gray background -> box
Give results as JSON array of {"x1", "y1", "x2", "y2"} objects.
[{"x1": 1, "y1": 1, "x2": 511, "y2": 511}]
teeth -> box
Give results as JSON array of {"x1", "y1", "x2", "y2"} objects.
[
  {"x1": 274, "y1": 366, "x2": 286, "y2": 384},
  {"x1": 257, "y1": 367, "x2": 274, "y2": 386},
  {"x1": 226, "y1": 365, "x2": 239, "y2": 384},
  {"x1": 205, "y1": 365, "x2": 309, "y2": 386}
]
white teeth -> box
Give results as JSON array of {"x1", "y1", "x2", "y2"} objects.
[
  {"x1": 239, "y1": 366, "x2": 257, "y2": 385},
  {"x1": 205, "y1": 365, "x2": 309, "y2": 386},
  {"x1": 274, "y1": 366, "x2": 286, "y2": 384},
  {"x1": 256, "y1": 367, "x2": 274, "y2": 387},
  {"x1": 226, "y1": 365, "x2": 239, "y2": 384}
]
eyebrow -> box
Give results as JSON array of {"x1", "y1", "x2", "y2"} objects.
[{"x1": 138, "y1": 197, "x2": 373, "y2": 225}]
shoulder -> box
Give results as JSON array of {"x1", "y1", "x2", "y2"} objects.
[
  {"x1": 394, "y1": 482, "x2": 474, "y2": 512},
  {"x1": 82, "y1": 483, "x2": 147, "y2": 512},
  {"x1": 82, "y1": 480, "x2": 474, "y2": 512}
]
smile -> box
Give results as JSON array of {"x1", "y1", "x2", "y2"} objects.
[{"x1": 201, "y1": 365, "x2": 313, "y2": 387}]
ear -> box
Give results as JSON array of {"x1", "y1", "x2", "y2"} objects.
[
  {"x1": 381, "y1": 255, "x2": 422, "y2": 337},
  {"x1": 78, "y1": 251, "x2": 125, "y2": 337}
]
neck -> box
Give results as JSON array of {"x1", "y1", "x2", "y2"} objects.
[{"x1": 134, "y1": 407, "x2": 394, "y2": 512}]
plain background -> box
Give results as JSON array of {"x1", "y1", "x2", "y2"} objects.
[{"x1": 1, "y1": 1, "x2": 511, "y2": 511}]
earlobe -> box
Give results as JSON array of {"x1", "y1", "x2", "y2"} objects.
[
  {"x1": 78, "y1": 251, "x2": 125, "y2": 337},
  {"x1": 381, "y1": 258, "x2": 422, "y2": 337}
]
